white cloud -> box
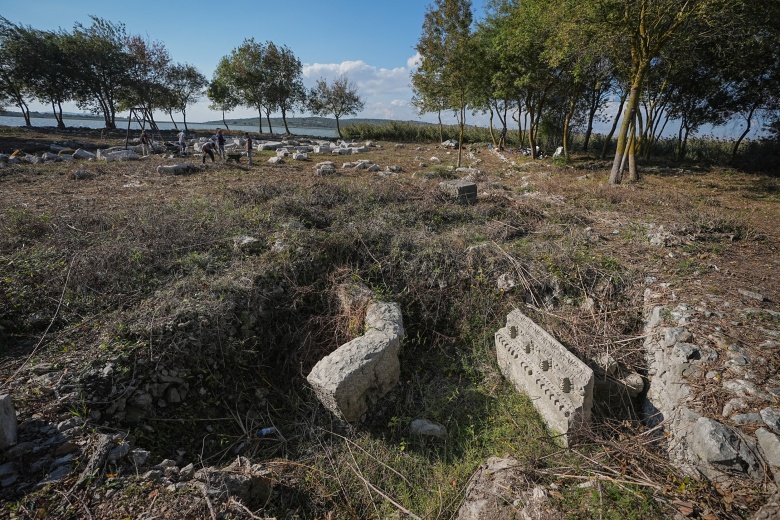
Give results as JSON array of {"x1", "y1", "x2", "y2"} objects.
[{"x1": 407, "y1": 52, "x2": 422, "y2": 69}]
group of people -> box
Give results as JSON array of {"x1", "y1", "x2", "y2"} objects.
[
  {"x1": 200, "y1": 129, "x2": 254, "y2": 165},
  {"x1": 138, "y1": 128, "x2": 255, "y2": 165}
]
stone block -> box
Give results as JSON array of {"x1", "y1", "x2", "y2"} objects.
[
  {"x1": 0, "y1": 394, "x2": 18, "y2": 449},
  {"x1": 439, "y1": 180, "x2": 477, "y2": 204},
  {"x1": 307, "y1": 302, "x2": 404, "y2": 422},
  {"x1": 495, "y1": 310, "x2": 593, "y2": 445}
]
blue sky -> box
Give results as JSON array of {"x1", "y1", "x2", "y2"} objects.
[{"x1": 3, "y1": 0, "x2": 488, "y2": 124}]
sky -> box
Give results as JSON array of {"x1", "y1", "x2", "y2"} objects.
[{"x1": 2, "y1": 0, "x2": 488, "y2": 125}]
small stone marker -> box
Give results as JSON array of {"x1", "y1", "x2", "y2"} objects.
[
  {"x1": 439, "y1": 180, "x2": 477, "y2": 204},
  {"x1": 495, "y1": 310, "x2": 594, "y2": 445},
  {"x1": 0, "y1": 394, "x2": 18, "y2": 449}
]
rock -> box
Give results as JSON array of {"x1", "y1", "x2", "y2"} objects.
[
  {"x1": 179, "y1": 462, "x2": 196, "y2": 481},
  {"x1": 268, "y1": 156, "x2": 284, "y2": 164},
  {"x1": 56, "y1": 416, "x2": 83, "y2": 433},
  {"x1": 307, "y1": 302, "x2": 405, "y2": 422},
  {"x1": 439, "y1": 180, "x2": 477, "y2": 205},
  {"x1": 738, "y1": 289, "x2": 766, "y2": 302},
  {"x1": 731, "y1": 413, "x2": 764, "y2": 425},
  {"x1": 755, "y1": 428, "x2": 780, "y2": 468},
  {"x1": 497, "y1": 273, "x2": 516, "y2": 291},
  {"x1": 195, "y1": 457, "x2": 272, "y2": 508},
  {"x1": 761, "y1": 407, "x2": 780, "y2": 432},
  {"x1": 108, "y1": 443, "x2": 131, "y2": 462},
  {"x1": 410, "y1": 419, "x2": 447, "y2": 437},
  {"x1": 233, "y1": 235, "x2": 263, "y2": 254},
  {"x1": 157, "y1": 162, "x2": 197, "y2": 175},
  {"x1": 722, "y1": 398, "x2": 748, "y2": 418},
  {"x1": 664, "y1": 327, "x2": 692, "y2": 347},
  {"x1": 456, "y1": 457, "x2": 565, "y2": 520},
  {"x1": 621, "y1": 373, "x2": 645, "y2": 398},
  {"x1": 72, "y1": 148, "x2": 96, "y2": 160},
  {"x1": 689, "y1": 417, "x2": 761, "y2": 478},
  {"x1": 754, "y1": 492, "x2": 780, "y2": 520},
  {"x1": 131, "y1": 448, "x2": 150, "y2": 467},
  {"x1": 723, "y1": 379, "x2": 774, "y2": 401},
  {"x1": 0, "y1": 395, "x2": 18, "y2": 450}
]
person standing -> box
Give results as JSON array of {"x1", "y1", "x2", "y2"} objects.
[
  {"x1": 215, "y1": 129, "x2": 226, "y2": 159},
  {"x1": 498, "y1": 126, "x2": 507, "y2": 151},
  {"x1": 245, "y1": 133, "x2": 253, "y2": 165},
  {"x1": 201, "y1": 140, "x2": 217, "y2": 164},
  {"x1": 139, "y1": 130, "x2": 150, "y2": 156},
  {"x1": 177, "y1": 130, "x2": 187, "y2": 155}
]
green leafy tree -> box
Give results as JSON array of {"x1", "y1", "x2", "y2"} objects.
[
  {"x1": 414, "y1": 0, "x2": 477, "y2": 167},
  {"x1": 68, "y1": 16, "x2": 132, "y2": 129},
  {"x1": 307, "y1": 74, "x2": 365, "y2": 139},
  {"x1": 118, "y1": 35, "x2": 171, "y2": 130},
  {"x1": 212, "y1": 39, "x2": 269, "y2": 133},
  {"x1": 206, "y1": 76, "x2": 238, "y2": 131},
  {"x1": 0, "y1": 17, "x2": 34, "y2": 126},
  {"x1": 263, "y1": 42, "x2": 306, "y2": 135},
  {"x1": 163, "y1": 63, "x2": 207, "y2": 132}
]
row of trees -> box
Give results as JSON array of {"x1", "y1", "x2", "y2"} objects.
[
  {"x1": 413, "y1": 0, "x2": 780, "y2": 180},
  {"x1": 206, "y1": 38, "x2": 365, "y2": 137},
  {"x1": 0, "y1": 17, "x2": 366, "y2": 137},
  {"x1": 0, "y1": 16, "x2": 207, "y2": 131}
]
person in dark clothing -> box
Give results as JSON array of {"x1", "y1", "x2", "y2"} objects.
[
  {"x1": 202, "y1": 140, "x2": 217, "y2": 164},
  {"x1": 214, "y1": 129, "x2": 226, "y2": 159},
  {"x1": 498, "y1": 126, "x2": 507, "y2": 151},
  {"x1": 245, "y1": 133, "x2": 253, "y2": 165},
  {"x1": 139, "y1": 130, "x2": 151, "y2": 156}
]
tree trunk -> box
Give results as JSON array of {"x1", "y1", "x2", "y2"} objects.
[
  {"x1": 335, "y1": 116, "x2": 342, "y2": 139},
  {"x1": 168, "y1": 111, "x2": 179, "y2": 131},
  {"x1": 609, "y1": 64, "x2": 647, "y2": 184},
  {"x1": 600, "y1": 88, "x2": 628, "y2": 160},
  {"x1": 223, "y1": 110, "x2": 230, "y2": 131},
  {"x1": 51, "y1": 100, "x2": 65, "y2": 129},
  {"x1": 730, "y1": 105, "x2": 755, "y2": 164},
  {"x1": 437, "y1": 110, "x2": 443, "y2": 143},
  {"x1": 182, "y1": 108, "x2": 189, "y2": 132},
  {"x1": 281, "y1": 107, "x2": 291, "y2": 135},
  {"x1": 562, "y1": 96, "x2": 576, "y2": 158},
  {"x1": 457, "y1": 99, "x2": 464, "y2": 168},
  {"x1": 627, "y1": 121, "x2": 639, "y2": 183},
  {"x1": 265, "y1": 108, "x2": 273, "y2": 135}
]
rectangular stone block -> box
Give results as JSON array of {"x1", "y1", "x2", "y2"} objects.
[
  {"x1": 495, "y1": 309, "x2": 593, "y2": 445},
  {"x1": 439, "y1": 180, "x2": 477, "y2": 204},
  {"x1": 0, "y1": 394, "x2": 18, "y2": 449}
]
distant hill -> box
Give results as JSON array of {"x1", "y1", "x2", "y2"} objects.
[{"x1": 203, "y1": 116, "x2": 436, "y2": 129}]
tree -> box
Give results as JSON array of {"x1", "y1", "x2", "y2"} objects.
[
  {"x1": 27, "y1": 29, "x2": 77, "y2": 129},
  {"x1": 0, "y1": 17, "x2": 34, "y2": 126},
  {"x1": 263, "y1": 43, "x2": 306, "y2": 135},
  {"x1": 68, "y1": 16, "x2": 132, "y2": 129},
  {"x1": 206, "y1": 77, "x2": 238, "y2": 130},
  {"x1": 307, "y1": 74, "x2": 365, "y2": 139},
  {"x1": 164, "y1": 63, "x2": 207, "y2": 132},
  {"x1": 212, "y1": 39, "x2": 269, "y2": 133},
  {"x1": 414, "y1": 0, "x2": 476, "y2": 167},
  {"x1": 118, "y1": 35, "x2": 171, "y2": 129}
]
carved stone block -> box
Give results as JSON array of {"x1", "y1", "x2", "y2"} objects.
[{"x1": 495, "y1": 309, "x2": 593, "y2": 445}]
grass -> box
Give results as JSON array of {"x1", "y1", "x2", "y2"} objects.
[{"x1": 1, "y1": 125, "x2": 778, "y2": 518}]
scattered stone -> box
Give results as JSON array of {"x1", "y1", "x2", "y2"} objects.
[
  {"x1": 439, "y1": 180, "x2": 477, "y2": 205},
  {"x1": 233, "y1": 236, "x2": 263, "y2": 254},
  {"x1": 689, "y1": 417, "x2": 761, "y2": 479},
  {"x1": 157, "y1": 162, "x2": 197, "y2": 175},
  {"x1": 410, "y1": 419, "x2": 446, "y2": 438},
  {"x1": 730, "y1": 413, "x2": 764, "y2": 425},
  {"x1": 756, "y1": 428, "x2": 780, "y2": 468},
  {"x1": 738, "y1": 289, "x2": 766, "y2": 302},
  {"x1": 268, "y1": 156, "x2": 284, "y2": 164},
  {"x1": 664, "y1": 327, "x2": 692, "y2": 347},
  {"x1": 131, "y1": 448, "x2": 151, "y2": 467},
  {"x1": 761, "y1": 407, "x2": 780, "y2": 432},
  {"x1": 723, "y1": 379, "x2": 774, "y2": 401},
  {"x1": 722, "y1": 398, "x2": 748, "y2": 418},
  {"x1": 108, "y1": 443, "x2": 131, "y2": 462}
]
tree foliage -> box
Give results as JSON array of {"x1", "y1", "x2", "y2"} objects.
[{"x1": 307, "y1": 74, "x2": 365, "y2": 138}]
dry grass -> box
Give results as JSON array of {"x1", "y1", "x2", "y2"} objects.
[{"x1": 1, "y1": 127, "x2": 778, "y2": 518}]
